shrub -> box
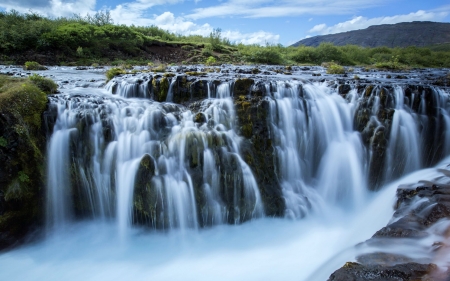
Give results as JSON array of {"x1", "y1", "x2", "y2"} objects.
[
  {"x1": 28, "y1": 74, "x2": 57, "y2": 94},
  {"x1": 202, "y1": 44, "x2": 213, "y2": 57},
  {"x1": 181, "y1": 45, "x2": 194, "y2": 51},
  {"x1": 244, "y1": 46, "x2": 284, "y2": 65},
  {"x1": 105, "y1": 67, "x2": 126, "y2": 81},
  {"x1": 206, "y1": 56, "x2": 217, "y2": 65},
  {"x1": 374, "y1": 55, "x2": 407, "y2": 70},
  {"x1": 24, "y1": 61, "x2": 46, "y2": 70},
  {"x1": 0, "y1": 81, "x2": 48, "y2": 129},
  {"x1": 152, "y1": 64, "x2": 167, "y2": 72},
  {"x1": 326, "y1": 62, "x2": 345, "y2": 74}
]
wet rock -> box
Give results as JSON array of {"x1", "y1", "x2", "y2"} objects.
[
  {"x1": 338, "y1": 84, "x2": 352, "y2": 97},
  {"x1": 234, "y1": 78, "x2": 254, "y2": 96},
  {"x1": 328, "y1": 262, "x2": 435, "y2": 281},
  {"x1": 234, "y1": 95, "x2": 284, "y2": 216},
  {"x1": 194, "y1": 112, "x2": 206, "y2": 124},
  {"x1": 132, "y1": 154, "x2": 157, "y2": 225}
]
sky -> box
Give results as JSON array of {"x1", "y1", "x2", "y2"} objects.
[{"x1": 1, "y1": 0, "x2": 450, "y2": 46}]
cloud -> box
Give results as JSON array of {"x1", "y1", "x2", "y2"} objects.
[
  {"x1": 111, "y1": 9, "x2": 279, "y2": 45},
  {"x1": 309, "y1": 10, "x2": 450, "y2": 35},
  {"x1": 0, "y1": 0, "x2": 96, "y2": 17},
  {"x1": 187, "y1": 0, "x2": 384, "y2": 20}
]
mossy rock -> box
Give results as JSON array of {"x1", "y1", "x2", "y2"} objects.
[
  {"x1": 0, "y1": 76, "x2": 48, "y2": 250},
  {"x1": 132, "y1": 154, "x2": 157, "y2": 226},
  {"x1": 234, "y1": 78, "x2": 254, "y2": 96},
  {"x1": 152, "y1": 77, "x2": 169, "y2": 102}
]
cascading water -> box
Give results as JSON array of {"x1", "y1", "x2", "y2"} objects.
[
  {"x1": 2, "y1": 66, "x2": 450, "y2": 281},
  {"x1": 268, "y1": 81, "x2": 367, "y2": 218},
  {"x1": 385, "y1": 86, "x2": 422, "y2": 180},
  {"x1": 46, "y1": 81, "x2": 263, "y2": 234}
]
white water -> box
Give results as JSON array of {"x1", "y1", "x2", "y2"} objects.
[
  {"x1": 3, "y1": 159, "x2": 450, "y2": 281},
  {"x1": 5, "y1": 75, "x2": 450, "y2": 280},
  {"x1": 269, "y1": 82, "x2": 367, "y2": 217},
  {"x1": 46, "y1": 83, "x2": 263, "y2": 233}
]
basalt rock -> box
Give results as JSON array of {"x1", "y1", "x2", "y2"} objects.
[
  {"x1": 234, "y1": 95, "x2": 285, "y2": 216},
  {"x1": 328, "y1": 262, "x2": 436, "y2": 281},
  {"x1": 132, "y1": 154, "x2": 158, "y2": 226}
]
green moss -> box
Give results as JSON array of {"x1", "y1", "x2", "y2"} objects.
[
  {"x1": 365, "y1": 85, "x2": 374, "y2": 97},
  {"x1": 152, "y1": 64, "x2": 167, "y2": 73},
  {"x1": 186, "y1": 71, "x2": 207, "y2": 76},
  {"x1": 0, "y1": 136, "x2": 6, "y2": 147},
  {"x1": 152, "y1": 77, "x2": 169, "y2": 102},
  {"x1": 163, "y1": 73, "x2": 175, "y2": 77},
  {"x1": 24, "y1": 61, "x2": 46, "y2": 71},
  {"x1": 0, "y1": 75, "x2": 48, "y2": 244},
  {"x1": 29, "y1": 74, "x2": 58, "y2": 94},
  {"x1": 234, "y1": 78, "x2": 254, "y2": 96},
  {"x1": 106, "y1": 67, "x2": 126, "y2": 81},
  {"x1": 241, "y1": 123, "x2": 253, "y2": 138},
  {"x1": 326, "y1": 62, "x2": 345, "y2": 74},
  {"x1": 0, "y1": 82, "x2": 48, "y2": 129}
]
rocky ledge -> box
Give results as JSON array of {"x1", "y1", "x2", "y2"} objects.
[{"x1": 329, "y1": 169, "x2": 450, "y2": 281}]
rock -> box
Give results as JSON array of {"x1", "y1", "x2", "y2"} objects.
[
  {"x1": 132, "y1": 154, "x2": 157, "y2": 226},
  {"x1": 234, "y1": 78, "x2": 254, "y2": 96},
  {"x1": 194, "y1": 112, "x2": 206, "y2": 124},
  {"x1": 328, "y1": 262, "x2": 436, "y2": 281}
]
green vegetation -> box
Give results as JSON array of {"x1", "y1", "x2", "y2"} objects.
[
  {"x1": 206, "y1": 56, "x2": 217, "y2": 65},
  {"x1": 0, "y1": 136, "x2": 6, "y2": 147},
  {"x1": 24, "y1": 61, "x2": 46, "y2": 70},
  {"x1": 29, "y1": 74, "x2": 58, "y2": 93},
  {"x1": 325, "y1": 62, "x2": 345, "y2": 74},
  {"x1": 1, "y1": 10, "x2": 450, "y2": 68},
  {"x1": 0, "y1": 74, "x2": 54, "y2": 240},
  {"x1": 106, "y1": 67, "x2": 126, "y2": 81}
]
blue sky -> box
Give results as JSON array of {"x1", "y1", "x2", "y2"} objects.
[{"x1": 1, "y1": 0, "x2": 450, "y2": 45}]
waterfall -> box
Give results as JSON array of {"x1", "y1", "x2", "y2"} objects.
[
  {"x1": 46, "y1": 82, "x2": 263, "y2": 233},
  {"x1": 5, "y1": 67, "x2": 450, "y2": 281},
  {"x1": 384, "y1": 86, "x2": 422, "y2": 180},
  {"x1": 268, "y1": 81, "x2": 366, "y2": 218},
  {"x1": 45, "y1": 73, "x2": 450, "y2": 233}
]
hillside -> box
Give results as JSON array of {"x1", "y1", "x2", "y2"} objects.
[{"x1": 291, "y1": 21, "x2": 450, "y2": 48}]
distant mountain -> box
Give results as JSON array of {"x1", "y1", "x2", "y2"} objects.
[{"x1": 291, "y1": 21, "x2": 450, "y2": 48}]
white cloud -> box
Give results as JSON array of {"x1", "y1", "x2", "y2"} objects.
[
  {"x1": 223, "y1": 30, "x2": 279, "y2": 45},
  {"x1": 0, "y1": 0, "x2": 96, "y2": 17},
  {"x1": 187, "y1": 0, "x2": 384, "y2": 20},
  {"x1": 111, "y1": 9, "x2": 279, "y2": 45},
  {"x1": 309, "y1": 10, "x2": 450, "y2": 35}
]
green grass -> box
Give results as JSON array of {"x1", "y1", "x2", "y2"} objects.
[{"x1": 1, "y1": 10, "x2": 450, "y2": 68}]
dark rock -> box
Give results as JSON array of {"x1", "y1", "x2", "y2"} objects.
[
  {"x1": 234, "y1": 78, "x2": 254, "y2": 96},
  {"x1": 328, "y1": 262, "x2": 436, "y2": 281}
]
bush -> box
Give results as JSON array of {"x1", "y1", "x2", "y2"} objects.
[
  {"x1": 374, "y1": 55, "x2": 407, "y2": 70},
  {"x1": 0, "y1": 80, "x2": 48, "y2": 129},
  {"x1": 206, "y1": 56, "x2": 217, "y2": 65},
  {"x1": 326, "y1": 62, "x2": 345, "y2": 74},
  {"x1": 289, "y1": 45, "x2": 318, "y2": 64},
  {"x1": 105, "y1": 67, "x2": 126, "y2": 81},
  {"x1": 24, "y1": 61, "x2": 46, "y2": 70},
  {"x1": 28, "y1": 74, "x2": 57, "y2": 94},
  {"x1": 242, "y1": 45, "x2": 284, "y2": 65},
  {"x1": 152, "y1": 64, "x2": 167, "y2": 73},
  {"x1": 202, "y1": 44, "x2": 213, "y2": 57}
]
